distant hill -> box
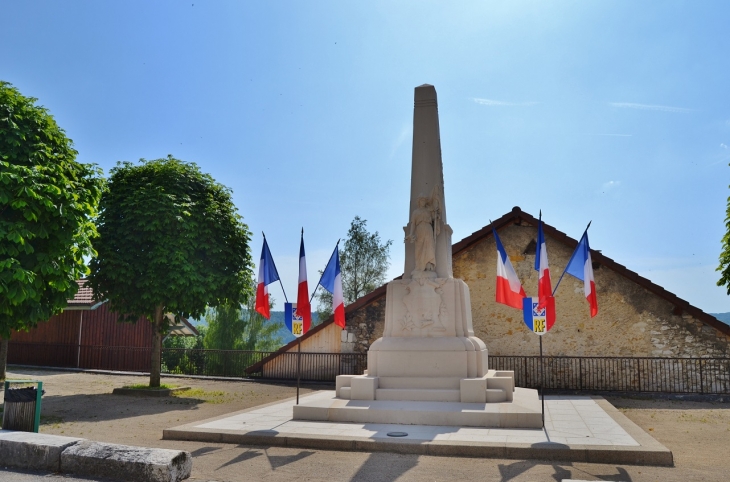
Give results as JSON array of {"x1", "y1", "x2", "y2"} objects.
[{"x1": 711, "y1": 313, "x2": 730, "y2": 325}]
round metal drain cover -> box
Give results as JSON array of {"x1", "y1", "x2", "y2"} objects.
[{"x1": 387, "y1": 432, "x2": 408, "y2": 437}]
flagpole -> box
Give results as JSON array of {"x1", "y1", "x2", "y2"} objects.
[
  {"x1": 540, "y1": 335, "x2": 545, "y2": 428},
  {"x1": 296, "y1": 337, "x2": 301, "y2": 404},
  {"x1": 297, "y1": 228, "x2": 304, "y2": 404},
  {"x1": 551, "y1": 221, "x2": 592, "y2": 297},
  {"x1": 262, "y1": 231, "x2": 289, "y2": 303}
]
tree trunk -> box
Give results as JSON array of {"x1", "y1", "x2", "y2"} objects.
[
  {"x1": 149, "y1": 305, "x2": 164, "y2": 388},
  {"x1": 0, "y1": 336, "x2": 8, "y2": 382}
]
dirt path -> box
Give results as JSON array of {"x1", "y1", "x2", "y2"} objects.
[{"x1": 4, "y1": 368, "x2": 730, "y2": 481}]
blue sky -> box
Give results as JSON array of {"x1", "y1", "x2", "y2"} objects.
[{"x1": 2, "y1": 1, "x2": 729, "y2": 312}]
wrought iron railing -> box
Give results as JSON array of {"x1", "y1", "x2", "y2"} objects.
[{"x1": 490, "y1": 355, "x2": 730, "y2": 394}]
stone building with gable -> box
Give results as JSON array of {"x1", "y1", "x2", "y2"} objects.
[{"x1": 248, "y1": 207, "x2": 730, "y2": 376}]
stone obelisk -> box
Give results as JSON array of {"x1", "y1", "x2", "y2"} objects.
[
  {"x1": 362, "y1": 84, "x2": 489, "y2": 388},
  {"x1": 403, "y1": 85, "x2": 453, "y2": 280},
  {"x1": 293, "y1": 85, "x2": 538, "y2": 427}
]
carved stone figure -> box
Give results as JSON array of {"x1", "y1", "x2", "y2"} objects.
[{"x1": 406, "y1": 187, "x2": 442, "y2": 273}]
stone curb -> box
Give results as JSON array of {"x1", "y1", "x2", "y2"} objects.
[
  {"x1": 61, "y1": 440, "x2": 192, "y2": 482},
  {"x1": 0, "y1": 430, "x2": 191, "y2": 482},
  {"x1": 112, "y1": 386, "x2": 191, "y2": 397}
]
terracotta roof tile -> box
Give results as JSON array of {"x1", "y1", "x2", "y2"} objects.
[{"x1": 66, "y1": 279, "x2": 98, "y2": 308}]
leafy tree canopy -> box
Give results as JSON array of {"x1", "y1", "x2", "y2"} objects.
[
  {"x1": 317, "y1": 216, "x2": 392, "y2": 320},
  {"x1": 88, "y1": 156, "x2": 253, "y2": 323},
  {"x1": 88, "y1": 156, "x2": 253, "y2": 386},
  {"x1": 0, "y1": 81, "x2": 103, "y2": 338}
]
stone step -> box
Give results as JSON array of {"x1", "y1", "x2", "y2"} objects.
[
  {"x1": 377, "y1": 377, "x2": 461, "y2": 390},
  {"x1": 339, "y1": 387, "x2": 351, "y2": 399},
  {"x1": 486, "y1": 388, "x2": 507, "y2": 403},
  {"x1": 375, "y1": 388, "x2": 461, "y2": 402}
]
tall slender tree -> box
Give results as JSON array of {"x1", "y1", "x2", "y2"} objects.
[
  {"x1": 316, "y1": 216, "x2": 392, "y2": 320},
  {"x1": 88, "y1": 156, "x2": 252, "y2": 387},
  {"x1": 0, "y1": 81, "x2": 103, "y2": 380},
  {"x1": 718, "y1": 169, "x2": 730, "y2": 294}
]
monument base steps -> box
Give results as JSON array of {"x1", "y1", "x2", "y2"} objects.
[
  {"x1": 293, "y1": 387, "x2": 542, "y2": 428},
  {"x1": 336, "y1": 370, "x2": 515, "y2": 404},
  {"x1": 375, "y1": 388, "x2": 461, "y2": 402}
]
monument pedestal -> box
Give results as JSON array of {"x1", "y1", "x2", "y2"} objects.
[
  {"x1": 293, "y1": 84, "x2": 541, "y2": 429},
  {"x1": 292, "y1": 387, "x2": 542, "y2": 428}
]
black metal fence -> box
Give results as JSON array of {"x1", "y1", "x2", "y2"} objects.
[
  {"x1": 490, "y1": 355, "x2": 730, "y2": 394},
  {"x1": 161, "y1": 348, "x2": 273, "y2": 378},
  {"x1": 9, "y1": 342, "x2": 730, "y2": 394}
]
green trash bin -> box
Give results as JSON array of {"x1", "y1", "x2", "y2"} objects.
[{"x1": 2, "y1": 380, "x2": 44, "y2": 433}]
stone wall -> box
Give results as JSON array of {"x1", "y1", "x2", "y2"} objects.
[
  {"x1": 341, "y1": 221, "x2": 730, "y2": 358},
  {"x1": 341, "y1": 295, "x2": 386, "y2": 354}
]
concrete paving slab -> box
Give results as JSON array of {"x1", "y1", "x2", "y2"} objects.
[{"x1": 163, "y1": 391, "x2": 673, "y2": 466}]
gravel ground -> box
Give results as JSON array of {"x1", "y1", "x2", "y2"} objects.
[{"x1": 2, "y1": 367, "x2": 730, "y2": 482}]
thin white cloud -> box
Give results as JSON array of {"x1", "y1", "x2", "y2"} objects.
[
  {"x1": 721, "y1": 143, "x2": 728, "y2": 149},
  {"x1": 602, "y1": 180, "x2": 621, "y2": 191},
  {"x1": 585, "y1": 133, "x2": 633, "y2": 137},
  {"x1": 471, "y1": 97, "x2": 539, "y2": 107},
  {"x1": 609, "y1": 102, "x2": 693, "y2": 113}
]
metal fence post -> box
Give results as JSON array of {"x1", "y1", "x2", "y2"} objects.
[{"x1": 699, "y1": 358, "x2": 704, "y2": 394}]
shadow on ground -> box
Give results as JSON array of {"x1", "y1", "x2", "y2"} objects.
[
  {"x1": 37, "y1": 392, "x2": 207, "y2": 424},
  {"x1": 606, "y1": 395, "x2": 730, "y2": 411},
  {"x1": 498, "y1": 460, "x2": 634, "y2": 482},
  {"x1": 350, "y1": 452, "x2": 419, "y2": 482}
]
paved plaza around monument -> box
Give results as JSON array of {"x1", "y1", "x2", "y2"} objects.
[{"x1": 164, "y1": 390, "x2": 672, "y2": 466}]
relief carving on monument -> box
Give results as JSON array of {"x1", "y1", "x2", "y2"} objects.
[
  {"x1": 406, "y1": 185, "x2": 442, "y2": 275},
  {"x1": 395, "y1": 277, "x2": 449, "y2": 337}
]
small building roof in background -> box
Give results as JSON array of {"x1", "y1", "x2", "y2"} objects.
[
  {"x1": 65, "y1": 280, "x2": 199, "y2": 336},
  {"x1": 65, "y1": 279, "x2": 104, "y2": 310},
  {"x1": 166, "y1": 315, "x2": 200, "y2": 337}
]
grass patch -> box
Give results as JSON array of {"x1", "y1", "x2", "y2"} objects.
[
  {"x1": 172, "y1": 388, "x2": 229, "y2": 404},
  {"x1": 122, "y1": 383, "x2": 178, "y2": 390}
]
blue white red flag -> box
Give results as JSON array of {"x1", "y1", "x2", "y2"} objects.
[
  {"x1": 522, "y1": 296, "x2": 555, "y2": 335},
  {"x1": 534, "y1": 214, "x2": 553, "y2": 310},
  {"x1": 494, "y1": 229, "x2": 526, "y2": 309},
  {"x1": 255, "y1": 238, "x2": 281, "y2": 320},
  {"x1": 297, "y1": 231, "x2": 312, "y2": 334},
  {"x1": 319, "y1": 244, "x2": 345, "y2": 328},
  {"x1": 565, "y1": 230, "x2": 598, "y2": 317}
]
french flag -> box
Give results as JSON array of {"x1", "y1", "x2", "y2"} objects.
[
  {"x1": 565, "y1": 230, "x2": 598, "y2": 317},
  {"x1": 494, "y1": 228, "x2": 526, "y2": 310},
  {"x1": 297, "y1": 231, "x2": 312, "y2": 334},
  {"x1": 255, "y1": 237, "x2": 281, "y2": 320},
  {"x1": 535, "y1": 214, "x2": 553, "y2": 309},
  {"x1": 319, "y1": 244, "x2": 345, "y2": 328}
]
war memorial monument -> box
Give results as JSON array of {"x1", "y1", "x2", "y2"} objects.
[{"x1": 293, "y1": 84, "x2": 542, "y2": 428}]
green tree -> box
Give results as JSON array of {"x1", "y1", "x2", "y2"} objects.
[
  {"x1": 718, "y1": 178, "x2": 730, "y2": 294},
  {"x1": 0, "y1": 81, "x2": 103, "y2": 380},
  {"x1": 204, "y1": 288, "x2": 284, "y2": 351},
  {"x1": 316, "y1": 216, "x2": 392, "y2": 320},
  {"x1": 88, "y1": 156, "x2": 252, "y2": 387}
]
